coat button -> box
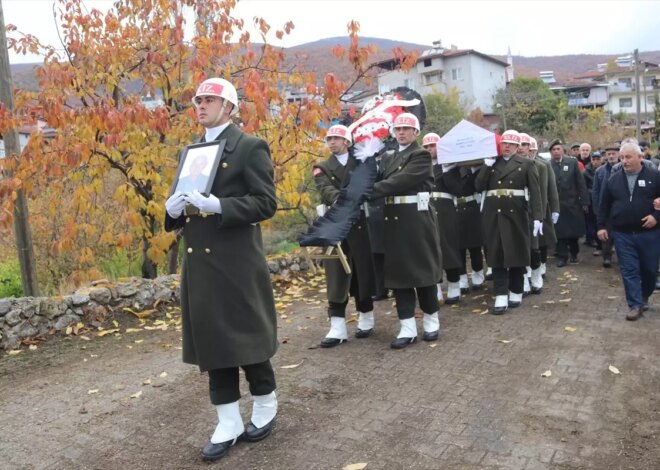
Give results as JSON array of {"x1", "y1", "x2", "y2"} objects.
[
  {"x1": 385, "y1": 217, "x2": 388, "y2": 221},
  {"x1": 398, "y1": 166, "x2": 402, "y2": 170},
  {"x1": 498, "y1": 180, "x2": 502, "y2": 184},
  {"x1": 510, "y1": 209, "x2": 514, "y2": 212},
  {"x1": 187, "y1": 247, "x2": 193, "y2": 253},
  {"x1": 509, "y1": 180, "x2": 513, "y2": 184},
  {"x1": 394, "y1": 216, "x2": 399, "y2": 220},
  {"x1": 497, "y1": 209, "x2": 501, "y2": 213},
  {"x1": 205, "y1": 248, "x2": 211, "y2": 254},
  {"x1": 518, "y1": 168, "x2": 522, "y2": 171},
  {"x1": 222, "y1": 162, "x2": 228, "y2": 168},
  {"x1": 358, "y1": 225, "x2": 362, "y2": 229}
]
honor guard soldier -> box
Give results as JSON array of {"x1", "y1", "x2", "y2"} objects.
[
  {"x1": 475, "y1": 130, "x2": 543, "y2": 314},
  {"x1": 529, "y1": 136, "x2": 559, "y2": 279},
  {"x1": 456, "y1": 163, "x2": 486, "y2": 291},
  {"x1": 313, "y1": 124, "x2": 377, "y2": 347},
  {"x1": 165, "y1": 77, "x2": 278, "y2": 461},
  {"x1": 423, "y1": 132, "x2": 463, "y2": 303},
  {"x1": 370, "y1": 113, "x2": 442, "y2": 348}
]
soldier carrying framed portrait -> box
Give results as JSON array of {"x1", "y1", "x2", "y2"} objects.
[{"x1": 170, "y1": 139, "x2": 226, "y2": 196}]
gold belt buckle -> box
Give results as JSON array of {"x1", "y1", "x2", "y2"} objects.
[{"x1": 184, "y1": 204, "x2": 200, "y2": 216}]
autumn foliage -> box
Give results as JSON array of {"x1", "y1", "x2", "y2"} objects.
[{"x1": 0, "y1": 0, "x2": 417, "y2": 290}]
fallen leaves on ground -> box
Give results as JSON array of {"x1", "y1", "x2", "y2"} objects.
[
  {"x1": 343, "y1": 464, "x2": 368, "y2": 470},
  {"x1": 88, "y1": 389, "x2": 99, "y2": 394},
  {"x1": 541, "y1": 370, "x2": 552, "y2": 378},
  {"x1": 564, "y1": 326, "x2": 577, "y2": 332},
  {"x1": 130, "y1": 391, "x2": 142, "y2": 399},
  {"x1": 280, "y1": 361, "x2": 303, "y2": 369},
  {"x1": 558, "y1": 298, "x2": 572, "y2": 303},
  {"x1": 498, "y1": 339, "x2": 512, "y2": 344},
  {"x1": 608, "y1": 365, "x2": 621, "y2": 375}
]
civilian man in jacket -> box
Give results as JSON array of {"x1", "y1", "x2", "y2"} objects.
[
  {"x1": 592, "y1": 143, "x2": 620, "y2": 267},
  {"x1": 370, "y1": 113, "x2": 442, "y2": 348},
  {"x1": 313, "y1": 125, "x2": 376, "y2": 347},
  {"x1": 165, "y1": 78, "x2": 278, "y2": 461},
  {"x1": 549, "y1": 139, "x2": 589, "y2": 267},
  {"x1": 597, "y1": 141, "x2": 660, "y2": 320}
]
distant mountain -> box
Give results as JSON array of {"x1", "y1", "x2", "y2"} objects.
[{"x1": 10, "y1": 36, "x2": 660, "y2": 92}]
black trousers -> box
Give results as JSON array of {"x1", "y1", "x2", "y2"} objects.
[
  {"x1": 328, "y1": 297, "x2": 374, "y2": 318},
  {"x1": 556, "y1": 238, "x2": 579, "y2": 260},
  {"x1": 530, "y1": 249, "x2": 541, "y2": 270},
  {"x1": 445, "y1": 268, "x2": 460, "y2": 283},
  {"x1": 372, "y1": 253, "x2": 386, "y2": 297},
  {"x1": 208, "y1": 360, "x2": 276, "y2": 405},
  {"x1": 459, "y1": 247, "x2": 484, "y2": 274},
  {"x1": 392, "y1": 285, "x2": 438, "y2": 319},
  {"x1": 492, "y1": 267, "x2": 524, "y2": 296},
  {"x1": 539, "y1": 245, "x2": 548, "y2": 263}
]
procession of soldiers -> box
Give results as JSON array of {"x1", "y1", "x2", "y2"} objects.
[{"x1": 314, "y1": 121, "x2": 660, "y2": 348}]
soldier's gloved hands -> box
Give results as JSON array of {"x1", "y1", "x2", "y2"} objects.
[
  {"x1": 533, "y1": 220, "x2": 544, "y2": 236},
  {"x1": 442, "y1": 163, "x2": 457, "y2": 172},
  {"x1": 165, "y1": 192, "x2": 186, "y2": 218},
  {"x1": 484, "y1": 158, "x2": 496, "y2": 167},
  {"x1": 552, "y1": 212, "x2": 559, "y2": 224},
  {"x1": 184, "y1": 190, "x2": 222, "y2": 214}
]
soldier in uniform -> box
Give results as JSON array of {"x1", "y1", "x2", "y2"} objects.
[
  {"x1": 370, "y1": 113, "x2": 442, "y2": 348},
  {"x1": 475, "y1": 130, "x2": 543, "y2": 314},
  {"x1": 456, "y1": 164, "x2": 486, "y2": 291},
  {"x1": 423, "y1": 132, "x2": 462, "y2": 303},
  {"x1": 312, "y1": 124, "x2": 377, "y2": 347},
  {"x1": 549, "y1": 139, "x2": 589, "y2": 267},
  {"x1": 165, "y1": 78, "x2": 278, "y2": 461},
  {"x1": 529, "y1": 137, "x2": 559, "y2": 279}
]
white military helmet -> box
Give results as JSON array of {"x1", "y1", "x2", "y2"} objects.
[
  {"x1": 325, "y1": 125, "x2": 352, "y2": 144},
  {"x1": 529, "y1": 137, "x2": 538, "y2": 151},
  {"x1": 518, "y1": 132, "x2": 531, "y2": 145},
  {"x1": 422, "y1": 132, "x2": 441, "y2": 146},
  {"x1": 392, "y1": 112, "x2": 420, "y2": 132},
  {"x1": 193, "y1": 77, "x2": 239, "y2": 116},
  {"x1": 501, "y1": 129, "x2": 521, "y2": 145}
]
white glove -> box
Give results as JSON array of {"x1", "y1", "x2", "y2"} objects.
[
  {"x1": 552, "y1": 212, "x2": 559, "y2": 224},
  {"x1": 183, "y1": 190, "x2": 222, "y2": 214},
  {"x1": 484, "y1": 158, "x2": 496, "y2": 167},
  {"x1": 353, "y1": 137, "x2": 385, "y2": 162},
  {"x1": 442, "y1": 163, "x2": 457, "y2": 172},
  {"x1": 533, "y1": 220, "x2": 543, "y2": 237},
  {"x1": 470, "y1": 166, "x2": 480, "y2": 174},
  {"x1": 165, "y1": 192, "x2": 186, "y2": 218}
]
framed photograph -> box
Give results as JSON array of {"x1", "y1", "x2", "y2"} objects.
[{"x1": 170, "y1": 139, "x2": 226, "y2": 197}]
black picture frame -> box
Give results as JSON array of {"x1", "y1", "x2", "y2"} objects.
[{"x1": 169, "y1": 139, "x2": 226, "y2": 197}]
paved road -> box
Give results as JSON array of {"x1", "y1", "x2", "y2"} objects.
[{"x1": 1, "y1": 251, "x2": 659, "y2": 469}]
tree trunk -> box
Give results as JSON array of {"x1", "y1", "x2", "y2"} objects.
[{"x1": 167, "y1": 237, "x2": 180, "y2": 274}]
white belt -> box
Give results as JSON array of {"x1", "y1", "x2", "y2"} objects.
[
  {"x1": 385, "y1": 195, "x2": 418, "y2": 204},
  {"x1": 485, "y1": 189, "x2": 526, "y2": 197},
  {"x1": 431, "y1": 192, "x2": 455, "y2": 201},
  {"x1": 457, "y1": 194, "x2": 480, "y2": 204}
]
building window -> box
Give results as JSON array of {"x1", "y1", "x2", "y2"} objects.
[
  {"x1": 404, "y1": 78, "x2": 415, "y2": 90},
  {"x1": 423, "y1": 71, "x2": 442, "y2": 85},
  {"x1": 647, "y1": 94, "x2": 656, "y2": 104},
  {"x1": 423, "y1": 58, "x2": 432, "y2": 67},
  {"x1": 619, "y1": 97, "x2": 633, "y2": 108},
  {"x1": 618, "y1": 77, "x2": 632, "y2": 88},
  {"x1": 451, "y1": 68, "x2": 462, "y2": 81}
]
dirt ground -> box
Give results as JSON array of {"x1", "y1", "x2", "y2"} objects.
[{"x1": 1, "y1": 249, "x2": 660, "y2": 470}]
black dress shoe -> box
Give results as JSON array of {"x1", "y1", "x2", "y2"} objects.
[
  {"x1": 444, "y1": 296, "x2": 460, "y2": 305},
  {"x1": 320, "y1": 337, "x2": 346, "y2": 348},
  {"x1": 422, "y1": 330, "x2": 439, "y2": 342},
  {"x1": 460, "y1": 287, "x2": 469, "y2": 295},
  {"x1": 508, "y1": 300, "x2": 521, "y2": 308},
  {"x1": 656, "y1": 278, "x2": 660, "y2": 290},
  {"x1": 531, "y1": 287, "x2": 542, "y2": 295},
  {"x1": 390, "y1": 336, "x2": 417, "y2": 349},
  {"x1": 243, "y1": 419, "x2": 275, "y2": 443},
  {"x1": 569, "y1": 256, "x2": 579, "y2": 264},
  {"x1": 472, "y1": 283, "x2": 484, "y2": 291},
  {"x1": 485, "y1": 273, "x2": 493, "y2": 281},
  {"x1": 603, "y1": 257, "x2": 612, "y2": 268},
  {"x1": 201, "y1": 435, "x2": 242, "y2": 461},
  {"x1": 355, "y1": 328, "x2": 374, "y2": 338},
  {"x1": 523, "y1": 290, "x2": 530, "y2": 297},
  {"x1": 491, "y1": 306, "x2": 507, "y2": 315},
  {"x1": 372, "y1": 292, "x2": 389, "y2": 301},
  {"x1": 556, "y1": 259, "x2": 567, "y2": 268}
]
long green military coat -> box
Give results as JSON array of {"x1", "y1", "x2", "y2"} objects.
[
  {"x1": 165, "y1": 123, "x2": 277, "y2": 371},
  {"x1": 537, "y1": 157, "x2": 559, "y2": 248},
  {"x1": 456, "y1": 167, "x2": 483, "y2": 249},
  {"x1": 370, "y1": 142, "x2": 442, "y2": 288},
  {"x1": 433, "y1": 164, "x2": 462, "y2": 272},
  {"x1": 550, "y1": 156, "x2": 588, "y2": 239},
  {"x1": 475, "y1": 155, "x2": 543, "y2": 268},
  {"x1": 313, "y1": 153, "x2": 376, "y2": 303}
]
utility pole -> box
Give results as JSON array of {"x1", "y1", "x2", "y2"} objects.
[
  {"x1": 0, "y1": 0, "x2": 40, "y2": 296},
  {"x1": 634, "y1": 48, "x2": 641, "y2": 140}
]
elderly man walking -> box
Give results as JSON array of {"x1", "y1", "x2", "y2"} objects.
[{"x1": 597, "y1": 141, "x2": 660, "y2": 321}]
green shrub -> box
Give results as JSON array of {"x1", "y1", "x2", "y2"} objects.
[
  {"x1": 0, "y1": 259, "x2": 23, "y2": 298},
  {"x1": 98, "y1": 249, "x2": 143, "y2": 279}
]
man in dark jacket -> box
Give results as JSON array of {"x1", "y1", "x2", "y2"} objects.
[
  {"x1": 475, "y1": 130, "x2": 543, "y2": 314},
  {"x1": 165, "y1": 78, "x2": 278, "y2": 461},
  {"x1": 582, "y1": 146, "x2": 601, "y2": 249},
  {"x1": 370, "y1": 113, "x2": 442, "y2": 348},
  {"x1": 592, "y1": 144, "x2": 620, "y2": 266},
  {"x1": 597, "y1": 141, "x2": 660, "y2": 320},
  {"x1": 549, "y1": 139, "x2": 589, "y2": 267},
  {"x1": 313, "y1": 124, "x2": 376, "y2": 347}
]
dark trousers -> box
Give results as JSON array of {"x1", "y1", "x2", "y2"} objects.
[
  {"x1": 611, "y1": 230, "x2": 660, "y2": 309},
  {"x1": 208, "y1": 360, "x2": 276, "y2": 405},
  {"x1": 445, "y1": 268, "x2": 460, "y2": 283},
  {"x1": 556, "y1": 238, "x2": 579, "y2": 260},
  {"x1": 328, "y1": 297, "x2": 374, "y2": 317},
  {"x1": 392, "y1": 285, "x2": 438, "y2": 319},
  {"x1": 372, "y1": 253, "x2": 386, "y2": 298},
  {"x1": 584, "y1": 208, "x2": 597, "y2": 243},
  {"x1": 539, "y1": 245, "x2": 548, "y2": 263},
  {"x1": 492, "y1": 267, "x2": 525, "y2": 296},
  {"x1": 459, "y1": 247, "x2": 484, "y2": 274},
  {"x1": 530, "y1": 249, "x2": 541, "y2": 270}
]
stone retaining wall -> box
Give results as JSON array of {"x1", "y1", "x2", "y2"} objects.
[{"x1": 0, "y1": 254, "x2": 313, "y2": 350}]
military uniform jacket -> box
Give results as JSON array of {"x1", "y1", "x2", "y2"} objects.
[
  {"x1": 536, "y1": 157, "x2": 559, "y2": 248},
  {"x1": 433, "y1": 164, "x2": 462, "y2": 271},
  {"x1": 475, "y1": 155, "x2": 543, "y2": 268},
  {"x1": 165, "y1": 124, "x2": 278, "y2": 372},
  {"x1": 313, "y1": 153, "x2": 376, "y2": 302},
  {"x1": 456, "y1": 167, "x2": 483, "y2": 249},
  {"x1": 371, "y1": 142, "x2": 442, "y2": 288},
  {"x1": 551, "y1": 156, "x2": 588, "y2": 239}
]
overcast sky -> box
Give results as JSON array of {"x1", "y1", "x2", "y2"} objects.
[{"x1": 4, "y1": 0, "x2": 660, "y2": 64}]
